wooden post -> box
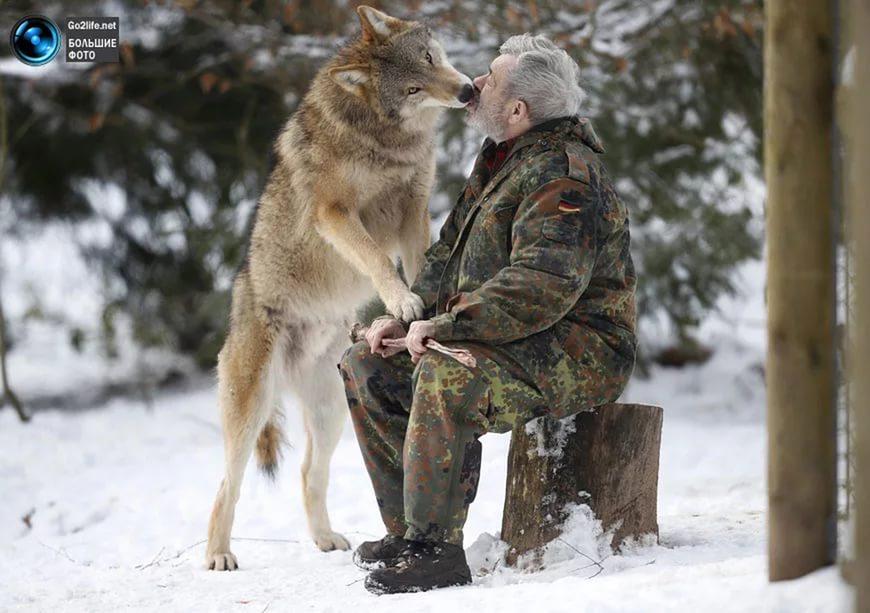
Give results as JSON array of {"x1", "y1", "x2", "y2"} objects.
[
  {"x1": 501, "y1": 403, "x2": 662, "y2": 566},
  {"x1": 843, "y1": 0, "x2": 869, "y2": 608},
  {"x1": 764, "y1": 0, "x2": 837, "y2": 581}
]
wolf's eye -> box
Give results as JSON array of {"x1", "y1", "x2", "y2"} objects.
[
  {"x1": 425, "y1": 52, "x2": 433, "y2": 65},
  {"x1": 407, "y1": 87, "x2": 421, "y2": 95}
]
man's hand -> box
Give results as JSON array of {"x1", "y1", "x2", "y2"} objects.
[
  {"x1": 406, "y1": 320, "x2": 436, "y2": 364},
  {"x1": 365, "y1": 318, "x2": 407, "y2": 358}
]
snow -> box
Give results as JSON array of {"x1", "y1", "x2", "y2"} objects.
[
  {"x1": 1, "y1": 223, "x2": 192, "y2": 404},
  {"x1": 0, "y1": 149, "x2": 852, "y2": 610},
  {"x1": 0, "y1": 342, "x2": 852, "y2": 611},
  {"x1": 523, "y1": 413, "x2": 576, "y2": 459},
  {"x1": 0, "y1": 257, "x2": 854, "y2": 611}
]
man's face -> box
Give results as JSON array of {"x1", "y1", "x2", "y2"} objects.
[{"x1": 466, "y1": 54, "x2": 518, "y2": 142}]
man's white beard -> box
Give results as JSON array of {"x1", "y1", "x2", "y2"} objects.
[{"x1": 466, "y1": 97, "x2": 510, "y2": 143}]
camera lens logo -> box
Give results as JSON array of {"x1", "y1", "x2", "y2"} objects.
[{"x1": 10, "y1": 15, "x2": 61, "y2": 66}]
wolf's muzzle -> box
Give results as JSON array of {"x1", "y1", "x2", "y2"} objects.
[{"x1": 457, "y1": 84, "x2": 474, "y2": 104}]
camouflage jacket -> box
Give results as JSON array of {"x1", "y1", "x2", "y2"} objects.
[{"x1": 411, "y1": 116, "x2": 637, "y2": 415}]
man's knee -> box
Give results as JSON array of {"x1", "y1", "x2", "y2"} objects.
[
  {"x1": 412, "y1": 351, "x2": 489, "y2": 423},
  {"x1": 413, "y1": 349, "x2": 454, "y2": 376},
  {"x1": 337, "y1": 340, "x2": 371, "y2": 378},
  {"x1": 413, "y1": 350, "x2": 477, "y2": 387}
]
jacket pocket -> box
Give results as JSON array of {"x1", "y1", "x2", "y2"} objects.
[{"x1": 541, "y1": 218, "x2": 579, "y2": 245}]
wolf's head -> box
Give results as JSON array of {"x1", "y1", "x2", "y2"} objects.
[{"x1": 328, "y1": 6, "x2": 474, "y2": 123}]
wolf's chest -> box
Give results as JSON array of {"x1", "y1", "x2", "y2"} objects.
[
  {"x1": 342, "y1": 159, "x2": 417, "y2": 194},
  {"x1": 348, "y1": 161, "x2": 419, "y2": 232},
  {"x1": 358, "y1": 197, "x2": 406, "y2": 240}
]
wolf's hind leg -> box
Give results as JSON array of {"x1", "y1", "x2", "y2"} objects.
[
  {"x1": 206, "y1": 302, "x2": 282, "y2": 570},
  {"x1": 294, "y1": 335, "x2": 352, "y2": 552}
]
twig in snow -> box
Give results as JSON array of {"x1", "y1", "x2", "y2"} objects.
[
  {"x1": 571, "y1": 553, "x2": 613, "y2": 573},
  {"x1": 232, "y1": 537, "x2": 299, "y2": 544},
  {"x1": 586, "y1": 565, "x2": 605, "y2": 579},
  {"x1": 174, "y1": 538, "x2": 207, "y2": 556},
  {"x1": 135, "y1": 546, "x2": 166, "y2": 570},
  {"x1": 39, "y1": 540, "x2": 90, "y2": 567},
  {"x1": 570, "y1": 554, "x2": 611, "y2": 574},
  {"x1": 137, "y1": 536, "x2": 300, "y2": 570},
  {"x1": 556, "y1": 537, "x2": 602, "y2": 566},
  {"x1": 475, "y1": 555, "x2": 502, "y2": 577},
  {"x1": 137, "y1": 538, "x2": 206, "y2": 570},
  {"x1": 556, "y1": 537, "x2": 606, "y2": 579},
  {"x1": 346, "y1": 577, "x2": 365, "y2": 587}
]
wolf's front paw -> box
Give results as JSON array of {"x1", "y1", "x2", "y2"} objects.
[
  {"x1": 206, "y1": 551, "x2": 238, "y2": 571},
  {"x1": 384, "y1": 289, "x2": 424, "y2": 322},
  {"x1": 314, "y1": 531, "x2": 351, "y2": 552}
]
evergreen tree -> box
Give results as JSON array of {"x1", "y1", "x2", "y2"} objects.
[{"x1": 0, "y1": 0, "x2": 763, "y2": 368}]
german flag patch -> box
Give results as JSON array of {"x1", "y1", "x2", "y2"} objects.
[
  {"x1": 557, "y1": 184, "x2": 585, "y2": 213},
  {"x1": 558, "y1": 200, "x2": 582, "y2": 213}
]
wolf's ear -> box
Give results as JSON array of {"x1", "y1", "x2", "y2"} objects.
[
  {"x1": 356, "y1": 5, "x2": 401, "y2": 43},
  {"x1": 329, "y1": 64, "x2": 370, "y2": 97}
]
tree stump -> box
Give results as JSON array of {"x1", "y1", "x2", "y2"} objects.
[{"x1": 501, "y1": 403, "x2": 663, "y2": 566}]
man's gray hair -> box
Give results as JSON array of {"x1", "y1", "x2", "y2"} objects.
[{"x1": 498, "y1": 34, "x2": 586, "y2": 123}]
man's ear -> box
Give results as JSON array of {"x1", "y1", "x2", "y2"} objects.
[
  {"x1": 356, "y1": 5, "x2": 400, "y2": 43},
  {"x1": 329, "y1": 64, "x2": 370, "y2": 97},
  {"x1": 508, "y1": 99, "x2": 529, "y2": 125}
]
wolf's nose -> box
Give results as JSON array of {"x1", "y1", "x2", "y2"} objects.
[{"x1": 458, "y1": 84, "x2": 474, "y2": 104}]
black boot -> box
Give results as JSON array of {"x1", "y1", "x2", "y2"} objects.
[
  {"x1": 364, "y1": 540, "x2": 472, "y2": 594},
  {"x1": 352, "y1": 534, "x2": 410, "y2": 570}
]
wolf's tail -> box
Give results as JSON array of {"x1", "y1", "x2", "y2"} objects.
[{"x1": 255, "y1": 418, "x2": 285, "y2": 480}]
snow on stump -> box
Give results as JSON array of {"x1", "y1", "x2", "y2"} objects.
[{"x1": 501, "y1": 403, "x2": 663, "y2": 566}]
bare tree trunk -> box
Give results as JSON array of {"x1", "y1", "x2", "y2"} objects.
[
  {"x1": 0, "y1": 284, "x2": 28, "y2": 422},
  {"x1": 0, "y1": 76, "x2": 28, "y2": 423},
  {"x1": 843, "y1": 0, "x2": 869, "y2": 608},
  {"x1": 764, "y1": 0, "x2": 837, "y2": 581}
]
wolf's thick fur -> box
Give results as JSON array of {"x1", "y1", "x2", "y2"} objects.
[{"x1": 205, "y1": 7, "x2": 473, "y2": 570}]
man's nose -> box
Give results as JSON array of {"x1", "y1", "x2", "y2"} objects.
[{"x1": 472, "y1": 74, "x2": 486, "y2": 90}]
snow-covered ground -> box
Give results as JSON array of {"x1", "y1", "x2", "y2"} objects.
[{"x1": 0, "y1": 249, "x2": 854, "y2": 611}]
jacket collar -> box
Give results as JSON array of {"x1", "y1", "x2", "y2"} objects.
[
  {"x1": 573, "y1": 116, "x2": 606, "y2": 153},
  {"x1": 479, "y1": 115, "x2": 605, "y2": 164},
  {"x1": 465, "y1": 116, "x2": 605, "y2": 199}
]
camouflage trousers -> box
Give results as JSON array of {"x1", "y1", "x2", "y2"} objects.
[{"x1": 338, "y1": 340, "x2": 549, "y2": 546}]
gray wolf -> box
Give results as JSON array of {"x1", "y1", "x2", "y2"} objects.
[{"x1": 205, "y1": 5, "x2": 473, "y2": 571}]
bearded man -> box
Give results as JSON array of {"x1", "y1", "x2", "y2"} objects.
[{"x1": 338, "y1": 33, "x2": 637, "y2": 594}]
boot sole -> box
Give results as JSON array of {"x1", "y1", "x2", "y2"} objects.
[{"x1": 364, "y1": 570, "x2": 472, "y2": 595}]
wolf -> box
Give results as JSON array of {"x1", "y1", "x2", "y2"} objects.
[{"x1": 204, "y1": 6, "x2": 474, "y2": 570}]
